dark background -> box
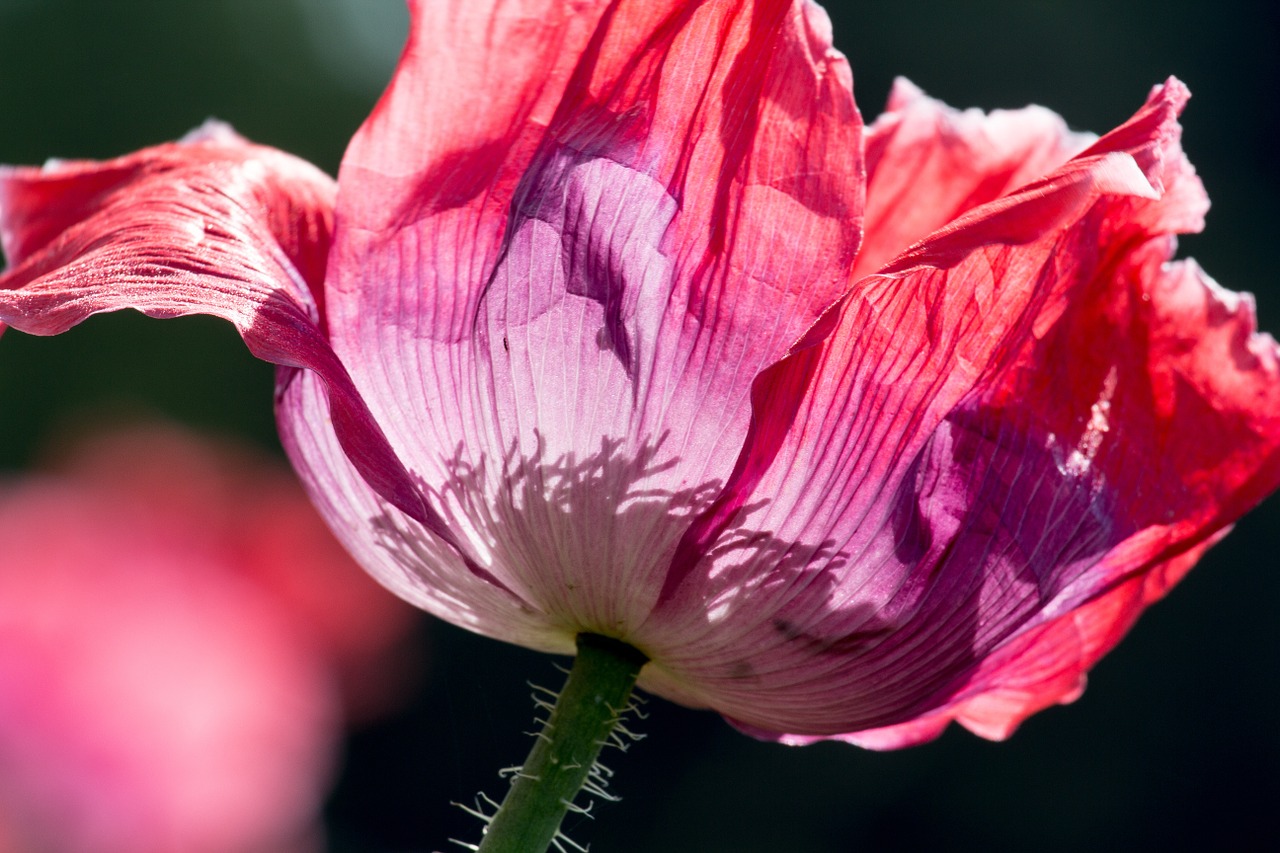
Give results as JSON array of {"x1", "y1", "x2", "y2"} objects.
[{"x1": 1, "y1": 1, "x2": 1277, "y2": 851}]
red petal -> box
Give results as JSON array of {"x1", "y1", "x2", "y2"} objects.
[
  {"x1": 643, "y1": 79, "x2": 1280, "y2": 740},
  {"x1": 856, "y1": 78, "x2": 1092, "y2": 279},
  {"x1": 0, "y1": 124, "x2": 430, "y2": 529}
]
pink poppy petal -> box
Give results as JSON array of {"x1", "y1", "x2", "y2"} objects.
[
  {"x1": 0, "y1": 124, "x2": 434, "y2": 532},
  {"x1": 639, "y1": 79, "x2": 1280, "y2": 739},
  {"x1": 277, "y1": 366, "x2": 568, "y2": 653},
  {"x1": 856, "y1": 77, "x2": 1094, "y2": 279},
  {"x1": 321, "y1": 0, "x2": 863, "y2": 636}
]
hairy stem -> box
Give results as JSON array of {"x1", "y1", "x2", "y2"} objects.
[{"x1": 474, "y1": 633, "x2": 647, "y2": 853}]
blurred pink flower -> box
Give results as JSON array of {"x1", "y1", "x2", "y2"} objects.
[
  {"x1": 2, "y1": 0, "x2": 1279, "y2": 749},
  {"x1": 0, "y1": 424, "x2": 419, "y2": 852},
  {"x1": 48, "y1": 425, "x2": 424, "y2": 723}
]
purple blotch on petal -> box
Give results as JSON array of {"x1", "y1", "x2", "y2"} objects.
[
  {"x1": 486, "y1": 139, "x2": 677, "y2": 383},
  {"x1": 690, "y1": 399, "x2": 1125, "y2": 735}
]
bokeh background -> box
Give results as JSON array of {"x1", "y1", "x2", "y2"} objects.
[{"x1": 1, "y1": 1, "x2": 1276, "y2": 850}]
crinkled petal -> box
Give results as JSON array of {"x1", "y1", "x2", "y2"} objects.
[
  {"x1": 0, "y1": 124, "x2": 433, "y2": 531},
  {"x1": 640, "y1": 79, "x2": 1280, "y2": 740},
  {"x1": 313, "y1": 0, "x2": 864, "y2": 641},
  {"x1": 855, "y1": 77, "x2": 1094, "y2": 279}
]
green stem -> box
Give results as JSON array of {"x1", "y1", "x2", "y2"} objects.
[{"x1": 475, "y1": 633, "x2": 648, "y2": 853}]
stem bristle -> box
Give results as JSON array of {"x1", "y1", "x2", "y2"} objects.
[
  {"x1": 559, "y1": 798, "x2": 595, "y2": 817},
  {"x1": 551, "y1": 830, "x2": 590, "y2": 852},
  {"x1": 471, "y1": 635, "x2": 647, "y2": 852}
]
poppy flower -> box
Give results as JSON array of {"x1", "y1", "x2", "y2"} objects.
[
  {"x1": 0, "y1": 422, "x2": 418, "y2": 852},
  {"x1": 2, "y1": 0, "x2": 1278, "y2": 750}
]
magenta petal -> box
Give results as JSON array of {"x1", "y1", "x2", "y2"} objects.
[
  {"x1": 317, "y1": 0, "x2": 864, "y2": 636},
  {"x1": 0, "y1": 124, "x2": 432, "y2": 529}
]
